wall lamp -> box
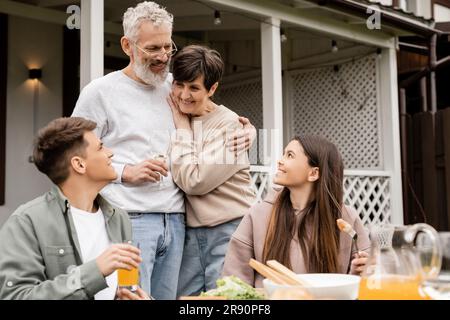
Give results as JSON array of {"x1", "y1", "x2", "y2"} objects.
[
  {"x1": 28, "y1": 68, "x2": 42, "y2": 163},
  {"x1": 29, "y1": 68, "x2": 42, "y2": 80}
]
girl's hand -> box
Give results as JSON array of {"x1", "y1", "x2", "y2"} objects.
[
  {"x1": 167, "y1": 93, "x2": 191, "y2": 130},
  {"x1": 350, "y1": 251, "x2": 369, "y2": 276}
]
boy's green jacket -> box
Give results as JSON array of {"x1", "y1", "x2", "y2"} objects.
[{"x1": 0, "y1": 186, "x2": 132, "y2": 300}]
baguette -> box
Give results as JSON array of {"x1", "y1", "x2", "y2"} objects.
[
  {"x1": 266, "y1": 260, "x2": 311, "y2": 287},
  {"x1": 249, "y1": 259, "x2": 297, "y2": 285}
]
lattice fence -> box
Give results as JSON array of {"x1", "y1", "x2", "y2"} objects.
[
  {"x1": 250, "y1": 168, "x2": 392, "y2": 226},
  {"x1": 219, "y1": 55, "x2": 391, "y2": 225},
  {"x1": 343, "y1": 174, "x2": 391, "y2": 226},
  {"x1": 215, "y1": 77, "x2": 263, "y2": 165},
  {"x1": 286, "y1": 54, "x2": 381, "y2": 169},
  {"x1": 249, "y1": 166, "x2": 271, "y2": 204}
]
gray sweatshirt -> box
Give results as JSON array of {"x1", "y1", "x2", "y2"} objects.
[{"x1": 72, "y1": 71, "x2": 185, "y2": 213}]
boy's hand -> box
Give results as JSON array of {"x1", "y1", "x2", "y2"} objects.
[
  {"x1": 117, "y1": 287, "x2": 152, "y2": 300},
  {"x1": 96, "y1": 243, "x2": 142, "y2": 277}
]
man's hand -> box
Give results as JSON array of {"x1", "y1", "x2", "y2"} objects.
[
  {"x1": 349, "y1": 251, "x2": 369, "y2": 276},
  {"x1": 227, "y1": 117, "x2": 256, "y2": 153},
  {"x1": 117, "y1": 287, "x2": 152, "y2": 300},
  {"x1": 96, "y1": 244, "x2": 142, "y2": 277},
  {"x1": 122, "y1": 160, "x2": 168, "y2": 185},
  {"x1": 167, "y1": 93, "x2": 191, "y2": 130}
]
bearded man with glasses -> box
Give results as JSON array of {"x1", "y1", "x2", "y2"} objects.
[{"x1": 72, "y1": 1, "x2": 255, "y2": 300}]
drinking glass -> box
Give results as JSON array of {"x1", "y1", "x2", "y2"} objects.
[
  {"x1": 152, "y1": 153, "x2": 168, "y2": 189},
  {"x1": 117, "y1": 241, "x2": 140, "y2": 292},
  {"x1": 420, "y1": 232, "x2": 450, "y2": 299},
  {"x1": 151, "y1": 130, "x2": 172, "y2": 190}
]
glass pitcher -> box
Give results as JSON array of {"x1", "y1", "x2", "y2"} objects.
[{"x1": 358, "y1": 223, "x2": 442, "y2": 300}]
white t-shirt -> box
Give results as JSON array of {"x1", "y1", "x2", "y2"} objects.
[
  {"x1": 71, "y1": 206, "x2": 117, "y2": 300},
  {"x1": 72, "y1": 71, "x2": 185, "y2": 213}
]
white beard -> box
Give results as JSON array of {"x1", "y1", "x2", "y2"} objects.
[{"x1": 133, "y1": 53, "x2": 169, "y2": 87}]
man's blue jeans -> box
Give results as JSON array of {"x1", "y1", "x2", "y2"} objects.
[
  {"x1": 177, "y1": 218, "x2": 242, "y2": 297},
  {"x1": 129, "y1": 212, "x2": 185, "y2": 300}
]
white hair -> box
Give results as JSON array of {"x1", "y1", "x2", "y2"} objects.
[
  {"x1": 132, "y1": 45, "x2": 169, "y2": 87},
  {"x1": 123, "y1": 1, "x2": 173, "y2": 41}
]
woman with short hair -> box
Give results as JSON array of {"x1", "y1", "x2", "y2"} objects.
[{"x1": 167, "y1": 45, "x2": 256, "y2": 297}]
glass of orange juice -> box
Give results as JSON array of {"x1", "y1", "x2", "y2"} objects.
[
  {"x1": 117, "y1": 241, "x2": 140, "y2": 292},
  {"x1": 359, "y1": 274, "x2": 430, "y2": 300}
]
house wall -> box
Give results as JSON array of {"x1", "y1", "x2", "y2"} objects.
[
  {"x1": 0, "y1": 16, "x2": 63, "y2": 226},
  {"x1": 406, "y1": 0, "x2": 432, "y2": 20},
  {"x1": 435, "y1": 4, "x2": 450, "y2": 22}
]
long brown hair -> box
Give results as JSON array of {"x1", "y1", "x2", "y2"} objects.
[{"x1": 262, "y1": 135, "x2": 344, "y2": 273}]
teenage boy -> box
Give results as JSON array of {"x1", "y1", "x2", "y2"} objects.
[{"x1": 0, "y1": 117, "x2": 148, "y2": 300}]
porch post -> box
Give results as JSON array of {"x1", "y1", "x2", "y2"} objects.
[
  {"x1": 80, "y1": 0, "x2": 103, "y2": 89},
  {"x1": 260, "y1": 17, "x2": 284, "y2": 176},
  {"x1": 379, "y1": 46, "x2": 404, "y2": 225}
]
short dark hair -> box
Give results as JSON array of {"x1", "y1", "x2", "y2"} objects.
[
  {"x1": 33, "y1": 117, "x2": 97, "y2": 185},
  {"x1": 171, "y1": 45, "x2": 224, "y2": 91}
]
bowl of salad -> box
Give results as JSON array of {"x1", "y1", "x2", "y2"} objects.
[{"x1": 196, "y1": 276, "x2": 265, "y2": 300}]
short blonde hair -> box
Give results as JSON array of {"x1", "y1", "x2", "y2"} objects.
[{"x1": 123, "y1": 1, "x2": 173, "y2": 41}]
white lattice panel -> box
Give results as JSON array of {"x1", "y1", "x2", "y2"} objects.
[
  {"x1": 249, "y1": 166, "x2": 271, "y2": 204},
  {"x1": 343, "y1": 174, "x2": 391, "y2": 226},
  {"x1": 287, "y1": 54, "x2": 381, "y2": 169},
  {"x1": 250, "y1": 167, "x2": 391, "y2": 226},
  {"x1": 215, "y1": 78, "x2": 263, "y2": 165}
]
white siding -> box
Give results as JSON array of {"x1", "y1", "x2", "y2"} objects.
[{"x1": 435, "y1": 4, "x2": 450, "y2": 22}]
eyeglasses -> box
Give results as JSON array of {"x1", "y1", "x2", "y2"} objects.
[{"x1": 132, "y1": 40, "x2": 178, "y2": 59}]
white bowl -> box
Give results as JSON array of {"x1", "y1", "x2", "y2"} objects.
[{"x1": 263, "y1": 273, "x2": 361, "y2": 300}]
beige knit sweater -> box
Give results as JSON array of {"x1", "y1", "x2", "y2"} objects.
[{"x1": 171, "y1": 104, "x2": 256, "y2": 227}]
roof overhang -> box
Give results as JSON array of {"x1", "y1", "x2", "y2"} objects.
[
  {"x1": 303, "y1": 0, "x2": 441, "y2": 37},
  {"x1": 206, "y1": 0, "x2": 397, "y2": 48}
]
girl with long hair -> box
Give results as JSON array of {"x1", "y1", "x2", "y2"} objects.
[{"x1": 222, "y1": 135, "x2": 370, "y2": 287}]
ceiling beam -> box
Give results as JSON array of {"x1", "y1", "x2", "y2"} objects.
[
  {"x1": 202, "y1": 29, "x2": 260, "y2": 41},
  {"x1": 0, "y1": 0, "x2": 122, "y2": 35},
  {"x1": 205, "y1": 0, "x2": 396, "y2": 48},
  {"x1": 0, "y1": 0, "x2": 67, "y2": 25},
  {"x1": 174, "y1": 13, "x2": 259, "y2": 31},
  {"x1": 37, "y1": 0, "x2": 78, "y2": 8},
  {"x1": 293, "y1": 0, "x2": 319, "y2": 9},
  {"x1": 288, "y1": 45, "x2": 376, "y2": 69}
]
